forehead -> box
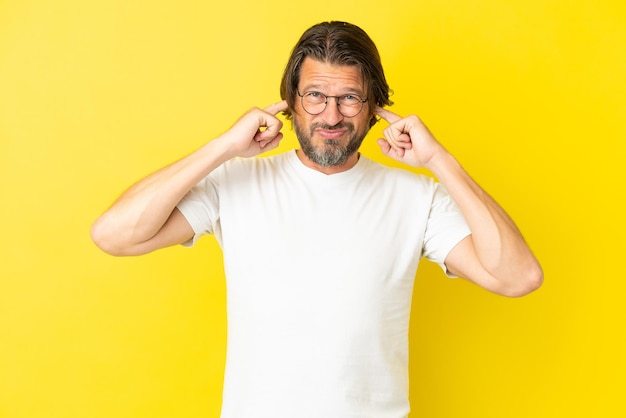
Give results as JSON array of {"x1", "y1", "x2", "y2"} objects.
[{"x1": 298, "y1": 57, "x2": 364, "y2": 93}]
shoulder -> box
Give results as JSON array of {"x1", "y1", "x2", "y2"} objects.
[
  {"x1": 216, "y1": 151, "x2": 292, "y2": 176},
  {"x1": 359, "y1": 155, "x2": 436, "y2": 189},
  {"x1": 204, "y1": 152, "x2": 296, "y2": 191},
  {"x1": 227, "y1": 151, "x2": 291, "y2": 168}
]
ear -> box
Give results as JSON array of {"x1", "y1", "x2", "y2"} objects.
[
  {"x1": 282, "y1": 108, "x2": 293, "y2": 120},
  {"x1": 368, "y1": 108, "x2": 378, "y2": 127}
]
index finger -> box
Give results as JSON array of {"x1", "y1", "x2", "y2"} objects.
[
  {"x1": 264, "y1": 100, "x2": 288, "y2": 115},
  {"x1": 375, "y1": 106, "x2": 402, "y2": 124}
]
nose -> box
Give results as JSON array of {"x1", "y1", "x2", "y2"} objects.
[{"x1": 319, "y1": 97, "x2": 344, "y2": 126}]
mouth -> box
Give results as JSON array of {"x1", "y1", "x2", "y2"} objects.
[{"x1": 315, "y1": 128, "x2": 348, "y2": 140}]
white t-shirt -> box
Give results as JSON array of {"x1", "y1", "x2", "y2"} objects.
[{"x1": 177, "y1": 150, "x2": 470, "y2": 418}]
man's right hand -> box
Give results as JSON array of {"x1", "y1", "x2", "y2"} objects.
[
  {"x1": 220, "y1": 100, "x2": 288, "y2": 158},
  {"x1": 91, "y1": 100, "x2": 290, "y2": 256}
]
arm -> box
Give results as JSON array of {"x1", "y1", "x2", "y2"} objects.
[
  {"x1": 376, "y1": 107, "x2": 543, "y2": 297},
  {"x1": 91, "y1": 101, "x2": 288, "y2": 256}
]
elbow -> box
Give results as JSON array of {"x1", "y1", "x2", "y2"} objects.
[
  {"x1": 502, "y1": 262, "x2": 544, "y2": 298},
  {"x1": 90, "y1": 218, "x2": 130, "y2": 257}
]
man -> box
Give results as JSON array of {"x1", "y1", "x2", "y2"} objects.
[{"x1": 92, "y1": 21, "x2": 542, "y2": 418}]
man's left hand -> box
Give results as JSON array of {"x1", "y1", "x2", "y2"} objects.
[{"x1": 375, "y1": 107, "x2": 447, "y2": 169}]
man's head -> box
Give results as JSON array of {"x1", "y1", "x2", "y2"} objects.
[
  {"x1": 280, "y1": 21, "x2": 393, "y2": 168},
  {"x1": 280, "y1": 21, "x2": 393, "y2": 128}
]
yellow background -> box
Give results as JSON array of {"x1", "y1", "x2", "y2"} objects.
[{"x1": 1, "y1": 0, "x2": 624, "y2": 417}]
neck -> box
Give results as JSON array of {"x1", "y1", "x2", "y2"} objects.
[{"x1": 295, "y1": 149, "x2": 360, "y2": 175}]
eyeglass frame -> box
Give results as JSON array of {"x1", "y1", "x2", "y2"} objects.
[{"x1": 297, "y1": 90, "x2": 369, "y2": 118}]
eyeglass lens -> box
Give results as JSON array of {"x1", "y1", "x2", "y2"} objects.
[{"x1": 300, "y1": 92, "x2": 365, "y2": 117}]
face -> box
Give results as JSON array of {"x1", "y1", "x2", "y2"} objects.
[{"x1": 293, "y1": 57, "x2": 372, "y2": 169}]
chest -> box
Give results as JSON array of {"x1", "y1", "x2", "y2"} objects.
[{"x1": 218, "y1": 175, "x2": 429, "y2": 277}]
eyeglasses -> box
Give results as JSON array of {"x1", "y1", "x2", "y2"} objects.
[{"x1": 297, "y1": 90, "x2": 368, "y2": 118}]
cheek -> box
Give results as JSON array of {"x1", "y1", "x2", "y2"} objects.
[
  {"x1": 356, "y1": 111, "x2": 373, "y2": 132},
  {"x1": 291, "y1": 103, "x2": 310, "y2": 126},
  {"x1": 292, "y1": 113, "x2": 309, "y2": 135},
  {"x1": 294, "y1": 110, "x2": 316, "y2": 127}
]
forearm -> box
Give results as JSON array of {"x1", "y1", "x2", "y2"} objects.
[
  {"x1": 427, "y1": 151, "x2": 543, "y2": 288},
  {"x1": 91, "y1": 137, "x2": 232, "y2": 254},
  {"x1": 91, "y1": 102, "x2": 288, "y2": 256}
]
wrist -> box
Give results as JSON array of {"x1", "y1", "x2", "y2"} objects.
[
  {"x1": 207, "y1": 133, "x2": 240, "y2": 161},
  {"x1": 424, "y1": 148, "x2": 456, "y2": 175}
]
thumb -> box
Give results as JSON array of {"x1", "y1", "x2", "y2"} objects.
[
  {"x1": 377, "y1": 138, "x2": 392, "y2": 155},
  {"x1": 377, "y1": 138, "x2": 405, "y2": 159},
  {"x1": 259, "y1": 132, "x2": 284, "y2": 150}
]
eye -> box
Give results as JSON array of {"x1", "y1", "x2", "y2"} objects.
[
  {"x1": 304, "y1": 91, "x2": 326, "y2": 104},
  {"x1": 340, "y1": 94, "x2": 362, "y2": 105}
]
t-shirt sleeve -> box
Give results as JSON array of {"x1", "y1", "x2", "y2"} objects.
[
  {"x1": 176, "y1": 172, "x2": 221, "y2": 247},
  {"x1": 422, "y1": 182, "x2": 471, "y2": 277}
]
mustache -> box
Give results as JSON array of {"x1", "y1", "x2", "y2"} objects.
[{"x1": 311, "y1": 121, "x2": 354, "y2": 131}]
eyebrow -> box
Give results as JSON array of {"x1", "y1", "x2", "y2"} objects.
[{"x1": 300, "y1": 83, "x2": 365, "y2": 96}]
